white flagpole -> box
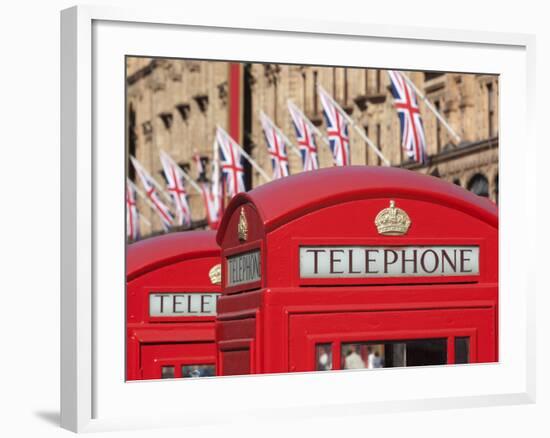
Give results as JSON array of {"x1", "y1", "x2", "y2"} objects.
[
  {"x1": 318, "y1": 86, "x2": 390, "y2": 166},
  {"x1": 211, "y1": 138, "x2": 223, "y2": 216},
  {"x1": 127, "y1": 179, "x2": 166, "y2": 221},
  {"x1": 212, "y1": 138, "x2": 220, "y2": 195},
  {"x1": 159, "y1": 149, "x2": 202, "y2": 194},
  {"x1": 399, "y1": 72, "x2": 462, "y2": 144},
  {"x1": 129, "y1": 156, "x2": 173, "y2": 204},
  {"x1": 259, "y1": 110, "x2": 302, "y2": 159},
  {"x1": 287, "y1": 100, "x2": 330, "y2": 147},
  {"x1": 213, "y1": 137, "x2": 219, "y2": 168},
  {"x1": 216, "y1": 125, "x2": 272, "y2": 182}
]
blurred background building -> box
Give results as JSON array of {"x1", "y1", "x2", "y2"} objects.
[{"x1": 126, "y1": 57, "x2": 499, "y2": 239}]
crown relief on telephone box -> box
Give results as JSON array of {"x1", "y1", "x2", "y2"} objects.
[{"x1": 216, "y1": 166, "x2": 497, "y2": 375}]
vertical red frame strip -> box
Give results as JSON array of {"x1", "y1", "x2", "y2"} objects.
[{"x1": 228, "y1": 63, "x2": 243, "y2": 143}]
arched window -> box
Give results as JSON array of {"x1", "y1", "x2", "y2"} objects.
[
  {"x1": 467, "y1": 173, "x2": 489, "y2": 198},
  {"x1": 494, "y1": 174, "x2": 499, "y2": 204}
]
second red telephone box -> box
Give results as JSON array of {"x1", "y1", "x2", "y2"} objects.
[
  {"x1": 126, "y1": 230, "x2": 221, "y2": 380},
  {"x1": 215, "y1": 166, "x2": 498, "y2": 375}
]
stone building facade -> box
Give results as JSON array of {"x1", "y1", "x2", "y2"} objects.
[{"x1": 126, "y1": 57, "x2": 499, "y2": 239}]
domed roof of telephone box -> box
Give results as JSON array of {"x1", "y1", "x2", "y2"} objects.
[
  {"x1": 127, "y1": 230, "x2": 219, "y2": 281},
  {"x1": 216, "y1": 166, "x2": 498, "y2": 243}
]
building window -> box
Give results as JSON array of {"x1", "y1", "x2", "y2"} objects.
[
  {"x1": 364, "y1": 69, "x2": 369, "y2": 94},
  {"x1": 487, "y1": 82, "x2": 495, "y2": 138},
  {"x1": 376, "y1": 70, "x2": 382, "y2": 93},
  {"x1": 453, "y1": 178, "x2": 461, "y2": 186},
  {"x1": 425, "y1": 71, "x2": 444, "y2": 81},
  {"x1": 467, "y1": 173, "x2": 489, "y2": 198}
]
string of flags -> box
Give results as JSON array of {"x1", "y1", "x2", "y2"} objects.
[
  {"x1": 159, "y1": 150, "x2": 192, "y2": 227},
  {"x1": 287, "y1": 100, "x2": 321, "y2": 171},
  {"x1": 126, "y1": 181, "x2": 140, "y2": 241},
  {"x1": 259, "y1": 111, "x2": 292, "y2": 179},
  {"x1": 127, "y1": 70, "x2": 459, "y2": 240},
  {"x1": 388, "y1": 70, "x2": 428, "y2": 164},
  {"x1": 130, "y1": 156, "x2": 174, "y2": 233},
  {"x1": 318, "y1": 86, "x2": 351, "y2": 166}
]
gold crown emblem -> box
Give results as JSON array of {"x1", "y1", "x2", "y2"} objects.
[
  {"x1": 208, "y1": 263, "x2": 221, "y2": 285},
  {"x1": 374, "y1": 200, "x2": 411, "y2": 236},
  {"x1": 238, "y1": 207, "x2": 248, "y2": 242}
]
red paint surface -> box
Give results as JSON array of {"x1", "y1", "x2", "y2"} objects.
[
  {"x1": 216, "y1": 166, "x2": 498, "y2": 375},
  {"x1": 228, "y1": 63, "x2": 242, "y2": 143},
  {"x1": 126, "y1": 231, "x2": 220, "y2": 380}
]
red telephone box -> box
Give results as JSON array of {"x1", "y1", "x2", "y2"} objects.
[
  {"x1": 215, "y1": 167, "x2": 498, "y2": 375},
  {"x1": 126, "y1": 230, "x2": 221, "y2": 380}
]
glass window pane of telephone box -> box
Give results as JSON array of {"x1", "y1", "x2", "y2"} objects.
[
  {"x1": 315, "y1": 337, "x2": 470, "y2": 371},
  {"x1": 160, "y1": 364, "x2": 215, "y2": 379}
]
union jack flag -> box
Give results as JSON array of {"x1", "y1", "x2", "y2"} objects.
[
  {"x1": 288, "y1": 102, "x2": 319, "y2": 171},
  {"x1": 131, "y1": 156, "x2": 174, "y2": 232},
  {"x1": 387, "y1": 70, "x2": 428, "y2": 164},
  {"x1": 159, "y1": 151, "x2": 192, "y2": 227},
  {"x1": 319, "y1": 87, "x2": 350, "y2": 166},
  {"x1": 126, "y1": 180, "x2": 140, "y2": 241},
  {"x1": 260, "y1": 112, "x2": 290, "y2": 179},
  {"x1": 216, "y1": 127, "x2": 245, "y2": 197},
  {"x1": 199, "y1": 182, "x2": 220, "y2": 227}
]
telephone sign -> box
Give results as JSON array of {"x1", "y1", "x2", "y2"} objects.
[{"x1": 299, "y1": 245, "x2": 480, "y2": 279}]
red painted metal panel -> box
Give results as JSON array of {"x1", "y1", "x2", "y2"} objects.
[
  {"x1": 126, "y1": 231, "x2": 221, "y2": 381},
  {"x1": 221, "y1": 350, "x2": 251, "y2": 376},
  {"x1": 141, "y1": 343, "x2": 216, "y2": 380},
  {"x1": 228, "y1": 63, "x2": 242, "y2": 144},
  {"x1": 288, "y1": 307, "x2": 494, "y2": 372},
  {"x1": 216, "y1": 166, "x2": 497, "y2": 242},
  {"x1": 127, "y1": 230, "x2": 219, "y2": 281},
  {"x1": 216, "y1": 167, "x2": 498, "y2": 376}
]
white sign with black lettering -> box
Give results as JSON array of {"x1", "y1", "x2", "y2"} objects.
[
  {"x1": 149, "y1": 293, "x2": 220, "y2": 317},
  {"x1": 300, "y1": 246, "x2": 479, "y2": 278},
  {"x1": 226, "y1": 250, "x2": 261, "y2": 287}
]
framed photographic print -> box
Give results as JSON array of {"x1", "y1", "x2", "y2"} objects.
[{"x1": 61, "y1": 5, "x2": 536, "y2": 433}]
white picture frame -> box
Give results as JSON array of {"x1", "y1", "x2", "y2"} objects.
[{"x1": 60, "y1": 5, "x2": 536, "y2": 433}]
